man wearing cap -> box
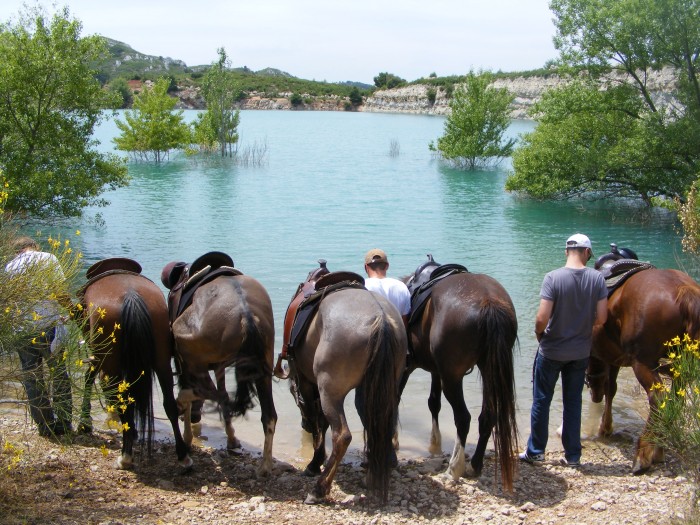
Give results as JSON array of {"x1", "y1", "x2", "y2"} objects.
[
  {"x1": 363, "y1": 249, "x2": 411, "y2": 326},
  {"x1": 520, "y1": 233, "x2": 608, "y2": 467}
]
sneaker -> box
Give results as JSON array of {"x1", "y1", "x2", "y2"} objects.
[
  {"x1": 518, "y1": 451, "x2": 545, "y2": 463},
  {"x1": 560, "y1": 458, "x2": 580, "y2": 467}
]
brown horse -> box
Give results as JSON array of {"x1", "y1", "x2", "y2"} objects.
[
  {"x1": 402, "y1": 256, "x2": 519, "y2": 491},
  {"x1": 162, "y1": 255, "x2": 277, "y2": 477},
  {"x1": 285, "y1": 261, "x2": 405, "y2": 504},
  {"x1": 587, "y1": 266, "x2": 700, "y2": 473},
  {"x1": 79, "y1": 261, "x2": 191, "y2": 469}
]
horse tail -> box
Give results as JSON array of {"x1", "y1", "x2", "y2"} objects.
[
  {"x1": 120, "y1": 289, "x2": 156, "y2": 455},
  {"x1": 362, "y1": 314, "x2": 400, "y2": 503},
  {"x1": 478, "y1": 296, "x2": 519, "y2": 492},
  {"x1": 230, "y1": 310, "x2": 268, "y2": 417},
  {"x1": 677, "y1": 283, "x2": 700, "y2": 340}
]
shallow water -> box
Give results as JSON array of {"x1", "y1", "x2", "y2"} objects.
[{"x1": 66, "y1": 110, "x2": 691, "y2": 466}]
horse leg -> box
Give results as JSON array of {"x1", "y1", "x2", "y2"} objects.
[
  {"x1": 177, "y1": 388, "x2": 198, "y2": 446},
  {"x1": 464, "y1": 404, "x2": 495, "y2": 479},
  {"x1": 299, "y1": 380, "x2": 327, "y2": 476},
  {"x1": 305, "y1": 395, "x2": 351, "y2": 505},
  {"x1": 78, "y1": 367, "x2": 98, "y2": 433},
  {"x1": 114, "y1": 401, "x2": 136, "y2": 469},
  {"x1": 631, "y1": 362, "x2": 662, "y2": 474},
  {"x1": 599, "y1": 366, "x2": 620, "y2": 437},
  {"x1": 215, "y1": 367, "x2": 241, "y2": 451},
  {"x1": 154, "y1": 364, "x2": 192, "y2": 468},
  {"x1": 254, "y1": 373, "x2": 277, "y2": 477},
  {"x1": 394, "y1": 366, "x2": 416, "y2": 451},
  {"x1": 442, "y1": 377, "x2": 470, "y2": 480},
  {"x1": 428, "y1": 373, "x2": 443, "y2": 456}
]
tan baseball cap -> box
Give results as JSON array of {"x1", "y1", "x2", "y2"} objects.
[{"x1": 364, "y1": 248, "x2": 388, "y2": 265}]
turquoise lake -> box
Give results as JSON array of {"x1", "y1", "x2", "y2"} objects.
[{"x1": 54, "y1": 110, "x2": 695, "y2": 465}]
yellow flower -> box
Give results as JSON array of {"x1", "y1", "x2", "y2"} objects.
[
  {"x1": 122, "y1": 422, "x2": 130, "y2": 432},
  {"x1": 672, "y1": 335, "x2": 681, "y2": 346},
  {"x1": 75, "y1": 230, "x2": 81, "y2": 236},
  {"x1": 119, "y1": 404, "x2": 127, "y2": 413},
  {"x1": 75, "y1": 303, "x2": 83, "y2": 311},
  {"x1": 100, "y1": 444, "x2": 108, "y2": 457},
  {"x1": 75, "y1": 359, "x2": 84, "y2": 367},
  {"x1": 117, "y1": 380, "x2": 129, "y2": 393},
  {"x1": 668, "y1": 352, "x2": 677, "y2": 360},
  {"x1": 114, "y1": 322, "x2": 121, "y2": 330},
  {"x1": 127, "y1": 396, "x2": 135, "y2": 404},
  {"x1": 677, "y1": 389, "x2": 686, "y2": 397},
  {"x1": 660, "y1": 401, "x2": 667, "y2": 409},
  {"x1": 106, "y1": 405, "x2": 115, "y2": 413},
  {"x1": 97, "y1": 326, "x2": 103, "y2": 335},
  {"x1": 31, "y1": 338, "x2": 36, "y2": 344}
]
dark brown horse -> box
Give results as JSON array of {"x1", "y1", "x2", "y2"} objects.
[
  {"x1": 402, "y1": 256, "x2": 519, "y2": 491},
  {"x1": 587, "y1": 265, "x2": 700, "y2": 473},
  {"x1": 285, "y1": 262, "x2": 405, "y2": 504},
  {"x1": 162, "y1": 255, "x2": 277, "y2": 476},
  {"x1": 79, "y1": 260, "x2": 191, "y2": 469}
]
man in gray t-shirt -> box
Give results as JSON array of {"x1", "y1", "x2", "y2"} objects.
[{"x1": 520, "y1": 233, "x2": 608, "y2": 467}]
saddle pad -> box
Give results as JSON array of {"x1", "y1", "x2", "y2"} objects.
[
  {"x1": 605, "y1": 262, "x2": 655, "y2": 297},
  {"x1": 408, "y1": 265, "x2": 468, "y2": 326},
  {"x1": 86, "y1": 257, "x2": 142, "y2": 280}
]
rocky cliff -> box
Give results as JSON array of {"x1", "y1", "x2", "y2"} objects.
[{"x1": 361, "y1": 67, "x2": 679, "y2": 119}]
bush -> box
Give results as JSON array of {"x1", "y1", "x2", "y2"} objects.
[
  {"x1": 427, "y1": 88, "x2": 437, "y2": 105},
  {"x1": 649, "y1": 334, "x2": 700, "y2": 503}
]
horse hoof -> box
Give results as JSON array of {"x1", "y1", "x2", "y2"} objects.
[
  {"x1": 462, "y1": 464, "x2": 479, "y2": 479},
  {"x1": 115, "y1": 455, "x2": 133, "y2": 470},
  {"x1": 632, "y1": 459, "x2": 651, "y2": 475},
  {"x1": 179, "y1": 455, "x2": 194, "y2": 469},
  {"x1": 304, "y1": 491, "x2": 324, "y2": 505},
  {"x1": 302, "y1": 466, "x2": 320, "y2": 477},
  {"x1": 77, "y1": 423, "x2": 93, "y2": 434},
  {"x1": 191, "y1": 422, "x2": 202, "y2": 438}
]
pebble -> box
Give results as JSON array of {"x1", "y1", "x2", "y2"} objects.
[{"x1": 591, "y1": 501, "x2": 607, "y2": 511}]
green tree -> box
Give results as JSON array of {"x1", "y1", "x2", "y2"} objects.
[
  {"x1": 429, "y1": 71, "x2": 516, "y2": 170},
  {"x1": 373, "y1": 72, "x2": 406, "y2": 90},
  {"x1": 193, "y1": 47, "x2": 240, "y2": 157},
  {"x1": 108, "y1": 78, "x2": 133, "y2": 109},
  {"x1": 113, "y1": 78, "x2": 191, "y2": 163},
  {"x1": 0, "y1": 5, "x2": 128, "y2": 218},
  {"x1": 506, "y1": 0, "x2": 700, "y2": 205},
  {"x1": 348, "y1": 86, "x2": 363, "y2": 107}
]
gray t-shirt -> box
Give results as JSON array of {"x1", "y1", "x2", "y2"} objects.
[{"x1": 538, "y1": 266, "x2": 607, "y2": 361}]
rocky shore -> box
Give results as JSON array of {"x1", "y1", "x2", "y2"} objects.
[{"x1": 1, "y1": 411, "x2": 695, "y2": 525}]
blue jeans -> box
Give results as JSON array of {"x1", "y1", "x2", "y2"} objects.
[
  {"x1": 17, "y1": 325, "x2": 72, "y2": 435},
  {"x1": 526, "y1": 352, "x2": 588, "y2": 462}
]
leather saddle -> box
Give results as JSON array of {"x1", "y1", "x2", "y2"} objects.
[
  {"x1": 599, "y1": 259, "x2": 655, "y2": 296},
  {"x1": 274, "y1": 259, "x2": 365, "y2": 379},
  {"x1": 78, "y1": 257, "x2": 144, "y2": 300},
  {"x1": 161, "y1": 251, "x2": 242, "y2": 323},
  {"x1": 407, "y1": 255, "x2": 468, "y2": 326}
]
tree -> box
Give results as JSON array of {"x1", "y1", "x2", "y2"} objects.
[
  {"x1": 373, "y1": 72, "x2": 406, "y2": 90},
  {"x1": 192, "y1": 48, "x2": 240, "y2": 157},
  {"x1": 0, "y1": 5, "x2": 128, "y2": 218},
  {"x1": 113, "y1": 78, "x2": 192, "y2": 163},
  {"x1": 108, "y1": 78, "x2": 133, "y2": 109},
  {"x1": 429, "y1": 71, "x2": 516, "y2": 170},
  {"x1": 348, "y1": 86, "x2": 363, "y2": 107},
  {"x1": 506, "y1": 0, "x2": 700, "y2": 205}
]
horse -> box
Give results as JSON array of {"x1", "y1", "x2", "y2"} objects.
[
  {"x1": 282, "y1": 261, "x2": 405, "y2": 504},
  {"x1": 587, "y1": 248, "x2": 700, "y2": 473},
  {"x1": 161, "y1": 252, "x2": 277, "y2": 477},
  {"x1": 401, "y1": 255, "x2": 519, "y2": 491},
  {"x1": 78, "y1": 258, "x2": 191, "y2": 469}
]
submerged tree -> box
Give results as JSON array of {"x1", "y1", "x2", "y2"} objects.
[
  {"x1": 192, "y1": 47, "x2": 240, "y2": 157},
  {"x1": 429, "y1": 71, "x2": 515, "y2": 170},
  {"x1": 0, "y1": 5, "x2": 128, "y2": 218},
  {"x1": 505, "y1": 0, "x2": 700, "y2": 206},
  {"x1": 113, "y1": 78, "x2": 191, "y2": 163}
]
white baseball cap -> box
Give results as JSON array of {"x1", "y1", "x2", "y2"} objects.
[{"x1": 566, "y1": 233, "x2": 593, "y2": 251}]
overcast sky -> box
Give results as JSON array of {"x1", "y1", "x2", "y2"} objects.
[{"x1": 0, "y1": 1, "x2": 558, "y2": 84}]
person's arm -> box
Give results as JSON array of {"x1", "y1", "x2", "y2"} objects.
[{"x1": 534, "y1": 298, "x2": 553, "y2": 341}]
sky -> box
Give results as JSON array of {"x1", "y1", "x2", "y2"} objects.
[{"x1": 0, "y1": 1, "x2": 559, "y2": 85}]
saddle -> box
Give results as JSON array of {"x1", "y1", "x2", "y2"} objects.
[
  {"x1": 162, "y1": 251, "x2": 242, "y2": 323},
  {"x1": 600, "y1": 259, "x2": 655, "y2": 296},
  {"x1": 274, "y1": 260, "x2": 365, "y2": 379},
  {"x1": 78, "y1": 257, "x2": 144, "y2": 301},
  {"x1": 407, "y1": 256, "x2": 468, "y2": 327}
]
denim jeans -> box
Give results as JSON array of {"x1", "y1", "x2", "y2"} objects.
[
  {"x1": 525, "y1": 351, "x2": 588, "y2": 462},
  {"x1": 17, "y1": 325, "x2": 72, "y2": 435}
]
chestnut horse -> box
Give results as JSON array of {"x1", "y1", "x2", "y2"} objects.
[
  {"x1": 587, "y1": 265, "x2": 700, "y2": 473},
  {"x1": 163, "y1": 257, "x2": 277, "y2": 477},
  {"x1": 286, "y1": 262, "x2": 405, "y2": 504},
  {"x1": 79, "y1": 262, "x2": 191, "y2": 469},
  {"x1": 402, "y1": 256, "x2": 519, "y2": 491}
]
